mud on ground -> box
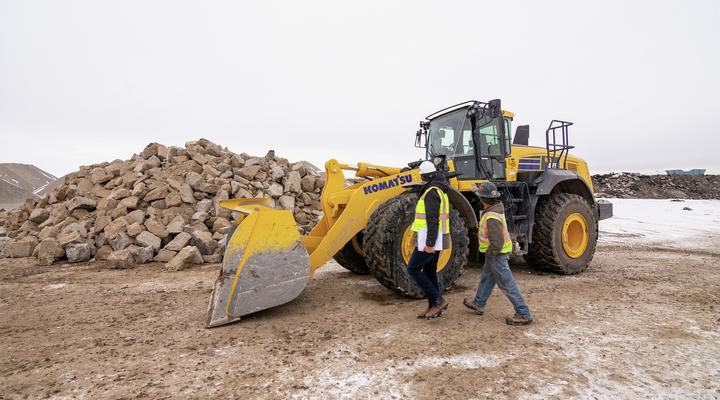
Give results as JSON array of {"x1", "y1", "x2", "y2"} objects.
[{"x1": 1, "y1": 243, "x2": 719, "y2": 399}]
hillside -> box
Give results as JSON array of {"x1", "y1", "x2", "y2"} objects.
[{"x1": 0, "y1": 163, "x2": 57, "y2": 210}]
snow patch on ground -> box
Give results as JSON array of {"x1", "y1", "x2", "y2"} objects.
[
  {"x1": 292, "y1": 345, "x2": 513, "y2": 399},
  {"x1": 598, "y1": 199, "x2": 720, "y2": 251}
]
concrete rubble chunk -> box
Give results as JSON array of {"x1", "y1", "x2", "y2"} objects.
[
  {"x1": 191, "y1": 230, "x2": 217, "y2": 255},
  {"x1": 3, "y1": 237, "x2": 38, "y2": 258},
  {"x1": 29, "y1": 208, "x2": 50, "y2": 224},
  {"x1": 109, "y1": 232, "x2": 133, "y2": 251},
  {"x1": 128, "y1": 245, "x2": 154, "y2": 264},
  {"x1": 126, "y1": 210, "x2": 146, "y2": 225},
  {"x1": 165, "y1": 245, "x2": 201, "y2": 271},
  {"x1": 153, "y1": 249, "x2": 177, "y2": 262},
  {"x1": 238, "y1": 165, "x2": 261, "y2": 179},
  {"x1": 104, "y1": 217, "x2": 128, "y2": 238},
  {"x1": 108, "y1": 249, "x2": 135, "y2": 269},
  {"x1": 67, "y1": 197, "x2": 97, "y2": 212},
  {"x1": 36, "y1": 239, "x2": 65, "y2": 265},
  {"x1": 135, "y1": 231, "x2": 161, "y2": 251},
  {"x1": 166, "y1": 215, "x2": 186, "y2": 234},
  {"x1": 65, "y1": 243, "x2": 92, "y2": 263},
  {"x1": 284, "y1": 171, "x2": 302, "y2": 193},
  {"x1": 144, "y1": 219, "x2": 169, "y2": 238},
  {"x1": 126, "y1": 222, "x2": 144, "y2": 237},
  {"x1": 278, "y1": 195, "x2": 295, "y2": 210},
  {"x1": 164, "y1": 232, "x2": 192, "y2": 251}
]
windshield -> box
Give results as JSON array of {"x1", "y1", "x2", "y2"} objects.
[
  {"x1": 426, "y1": 107, "x2": 511, "y2": 180},
  {"x1": 427, "y1": 108, "x2": 468, "y2": 158}
]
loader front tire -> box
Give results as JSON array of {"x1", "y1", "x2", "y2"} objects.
[
  {"x1": 364, "y1": 192, "x2": 469, "y2": 298},
  {"x1": 333, "y1": 233, "x2": 369, "y2": 274},
  {"x1": 524, "y1": 193, "x2": 598, "y2": 274}
]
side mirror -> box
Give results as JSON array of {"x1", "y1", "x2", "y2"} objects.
[
  {"x1": 513, "y1": 125, "x2": 529, "y2": 145},
  {"x1": 488, "y1": 99, "x2": 502, "y2": 118},
  {"x1": 415, "y1": 121, "x2": 429, "y2": 148}
]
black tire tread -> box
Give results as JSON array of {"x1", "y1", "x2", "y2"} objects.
[
  {"x1": 364, "y1": 193, "x2": 469, "y2": 298},
  {"x1": 525, "y1": 193, "x2": 598, "y2": 274}
]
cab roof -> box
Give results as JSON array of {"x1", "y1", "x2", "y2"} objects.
[{"x1": 425, "y1": 100, "x2": 515, "y2": 120}]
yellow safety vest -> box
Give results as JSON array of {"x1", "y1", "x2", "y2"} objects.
[
  {"x1": 411, "y1": 187, "x2": 450, "y2": 234},
  {"x1": 478, "y1": 210, "x2": 513, "y2": 254}
]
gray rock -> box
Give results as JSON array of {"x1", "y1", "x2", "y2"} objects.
[
  {"x1": 202, "y1": 254, "x2": 223, "y2": 263},
  {"x1": 126, "y1": 222, "x2": 144, "y2": 237},
  {"x1": 144, "y1": 219, "x2": 169, "y2": 238},
  {"x1": 36, "y1": 239, "x2": 65, "y2": 265},
  {"x1": 191, "y1": 230, "x2": 217, "y2": 255},
  {"x1": 196, "y1": 199, "x2": 213, "y2": 213},
  {"x1": 278, "y1": 195, "x2": 295, "y2": 210},
  {"x1": 144, "y1": 186, "x2": 168, "y2": 202},
  {"x1": 29, "y1": 208, "x2": 50, "y2": 224},
  {"x1": 67, "y1": 197, "x2": 97, "y2": 212},
  {"x1": 104, "y1": 217, "x2": 128, "y2": 238},
  {"x1": 166, "y1": 215, "x2": 186, "y2": 234},
  {"x1": 65, "y1": 243, "x2": 92, "y2": 263},
  {"x1": 165, "y1": 246, "x2": 201, "y2": 271},
  {"x1": 267, "y1": 182, "x2": 284, "y2": 198},
  {"x1": 135, "y1": 231, "x2": 161, "y2": 251},
  {"x1": 284, "y1": 171, "x2": 302, "y2": 193},
  {"x1": 128, "y1": 245, "x2": 154, "y2": 264},
  {"x1": 3, "y1": 237, "x2": 38, "y2": 258},
  {"x1": 301, "y1": 175, "x2": 316, "y2": 192},
  {"x1": 126, "y1": 210, "x2": 146, "y2": 225},
  {"x1": 153, "y1": 249, "x2": 177, "y2": 262},
  {"x1": 109, "y1": 232, "x2": 133, "y2": 251},
  {"x1": 164, "y1": 232, "x2": 193, "y2": 251},
  {"x1": 108, "y1": 249, "x2": 135, "y2": 269},
  {"x1": 238, "y1": 165, "x2": 261, "y2": 179}
]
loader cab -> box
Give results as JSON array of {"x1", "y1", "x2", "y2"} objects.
[{"x1": 417, "y1": 100, "x2": 512, "y2": 181}]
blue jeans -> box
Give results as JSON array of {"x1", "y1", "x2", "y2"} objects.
[
  {"x1": 473, "y1": 254, "x2": 532, "y2": 319},
  {"x1": 407, "y1": 249, "x2": 442, "y2": 307}
]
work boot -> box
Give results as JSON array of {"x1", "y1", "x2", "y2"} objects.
[
  {"x1": 425, "y1": 300, "x2": 448, "y2": 320},
  {"x1": 505, "y1": 314, "x2": 533, "y2": 326},
  {"x1": 462, "y1": 298, "x2": 484, "y2": 315}
]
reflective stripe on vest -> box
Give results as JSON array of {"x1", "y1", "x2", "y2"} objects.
[
  {"x1": 411, "y1": 187, "x2": 450, "y2": 234},
  {"x1": 478, "y1": 210, "x2": 513, "y2": 254}
]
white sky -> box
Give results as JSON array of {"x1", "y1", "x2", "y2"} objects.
[{"x1": 1, "y1": 0, "x2": 719, "y2": 176}]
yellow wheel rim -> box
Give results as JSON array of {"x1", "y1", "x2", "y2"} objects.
[
  {"x1": 562, "y1": 212, "x2": 589, "y2": 259},
  {"x1": 401, "y1": 226, "x2": 452, "y2": 271},
  {"x1": 351, "y1": 236, "x2": 364, "y2": 257}
]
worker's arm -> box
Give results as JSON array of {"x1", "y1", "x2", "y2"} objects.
[
  {"x1": 485, "y1": 219, "x2": 504, "y2": 256},
  {"x1": 424, "y1": 189, "x2": 440, "y2": 248}
]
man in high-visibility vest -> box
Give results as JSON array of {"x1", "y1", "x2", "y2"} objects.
[
  {"x1": 408, "y1": 160, "x2": 451, "y2": 320},
  {"x1": 463, "y1": 182, "x2": 533, "y2": 325}
]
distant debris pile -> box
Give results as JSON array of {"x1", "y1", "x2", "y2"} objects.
[
  {"x1": 0, "y1": 139, "x2": 324, "y2": 269},
  {"x1": 592, "y1": 173, "x2": 720, "y2": 199}
]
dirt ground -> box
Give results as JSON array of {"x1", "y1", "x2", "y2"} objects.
[{"x1": 1, "y1": 242, "x2": 719, "y2": 399}]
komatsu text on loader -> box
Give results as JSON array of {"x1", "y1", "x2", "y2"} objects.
[{"x1": 206, "y1": 99, "x2": 613, "y2": 327}]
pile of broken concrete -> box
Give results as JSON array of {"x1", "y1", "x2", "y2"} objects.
[{"x1": 0, "y1": 139, "x2": 324, "y2": 271}]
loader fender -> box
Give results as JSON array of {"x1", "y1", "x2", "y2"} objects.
[
  {"x1": 446, "y1": 187, "x2": 478, "y2": 230},
  {"x1": 528, "y1": 169, "x2": 595, "y2": 245}
]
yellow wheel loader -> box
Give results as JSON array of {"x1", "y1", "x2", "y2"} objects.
[{"x1": 206, "y1": 99, "x2": 613, "y2": 327}]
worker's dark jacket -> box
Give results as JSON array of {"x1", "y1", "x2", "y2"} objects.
[
  {"x1": 483, "y1": 201, "x2": 508, "y2": 256},
  {"x1": 421, "y1": 176, "x2": 451, "y2": 247}
]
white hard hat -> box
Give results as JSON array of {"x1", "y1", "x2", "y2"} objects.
[{"x1": 419, "y1": 161, "x2": 436, "y2": 175}]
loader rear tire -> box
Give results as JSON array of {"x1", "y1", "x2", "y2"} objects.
[
  {"x1": 524, "y1": 193, "x2": 598, "y2": 274},
  {"x1": 333, "y1": 233, "x2": 369, "y2": 274},
  {"x1": 364, "y1": 192, "x2": 469, "y2": 298}
]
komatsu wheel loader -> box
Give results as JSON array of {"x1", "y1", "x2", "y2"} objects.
[{"x1": 206, "y1": 99, "x2": 613, "y2": 327}]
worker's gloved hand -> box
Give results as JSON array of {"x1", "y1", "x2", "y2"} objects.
[{"x1": 423, "y1": 246, "x2": 435, "y2": 254}]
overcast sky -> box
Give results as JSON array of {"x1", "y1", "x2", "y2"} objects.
[{"x1": 1, "y1": 0, "x2": 719, "y2": 177}]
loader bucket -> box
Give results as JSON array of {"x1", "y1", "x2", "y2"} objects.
[{"x1": 206, "y1": 198, "x2": 310, "y2": 328}]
